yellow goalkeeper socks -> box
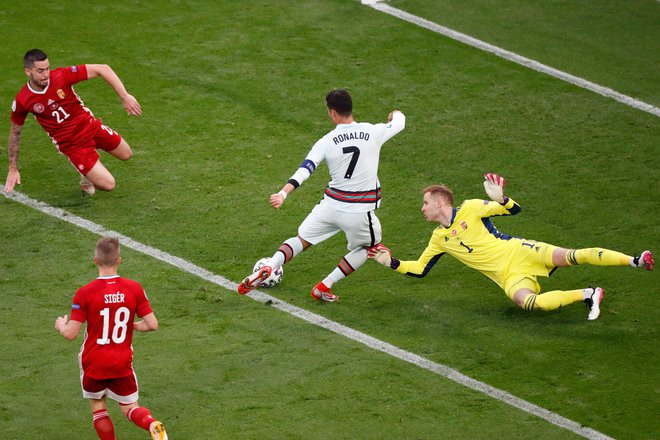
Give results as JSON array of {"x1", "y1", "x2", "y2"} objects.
[
  {"x1": 523, "y1": 290, "x2": 584, "y2": 311},
  {"x1": 565, "y1": 248, "x2": 631, "y2": 267}
]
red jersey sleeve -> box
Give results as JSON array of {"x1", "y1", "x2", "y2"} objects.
[
  {"x1": 70, "y1": 287, "x2": 88, "y2": 323},
  {"x1": 135, "y1": 284, "x2": 154, "y2": 318},
  {"x1": 61, "y1": 64, "x2": 89, "y2": 86},
  {"x1": 10, "y1": 96, "x2": 28, "y2": 126}
]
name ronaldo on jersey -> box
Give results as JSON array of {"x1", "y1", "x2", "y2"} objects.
[{"x1": 332, "y1": 131, "x2": 370, "y2": 145}]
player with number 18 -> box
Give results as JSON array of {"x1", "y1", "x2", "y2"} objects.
[{"x1": 55, "y1": 237, "x2": 167, "y2": 440}]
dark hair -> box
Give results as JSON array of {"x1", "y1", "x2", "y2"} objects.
[
  {"x1": 24, "y1": 49, "x2": 48, "y2": 68},
  {"x1": 423, "y1": 184, "x2": 454, "y2": 205},
  {"x1": 326, "y1": 89, "x2": 352, "y2": 116}
]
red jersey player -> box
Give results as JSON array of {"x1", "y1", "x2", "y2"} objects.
[
  {"x1": 55, "y1": 237, "x2": 167, "y2": 440},
  {"x1": 5, "y1": 48, "x2": 141, "y2": 195}
]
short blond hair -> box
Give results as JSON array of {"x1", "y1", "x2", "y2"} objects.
[
  {"x1": 95, "y1": 237, "x2": 120, "y2": 266},
  {"x1": 423, "y1": 184, "x2": 454, "y2": 205}
]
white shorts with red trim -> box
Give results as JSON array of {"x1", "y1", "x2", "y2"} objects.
[{"x1": 298, "y1": 200, "x2": 382, "y2": 251}]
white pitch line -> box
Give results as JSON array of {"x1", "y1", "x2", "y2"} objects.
[
  {"x1": 360, "y1": 0, "x2": 660, "y2": 118},
  {"x1": 3, "y1": 190, "x2": 613, "y2": 440}
]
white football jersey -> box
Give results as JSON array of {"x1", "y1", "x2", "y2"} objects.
[{"x1": 292, "y1": 111, "x2": 405, "y2": 213}]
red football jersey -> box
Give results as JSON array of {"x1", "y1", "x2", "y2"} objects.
[
  {"x1": 11, "y1": 65, "x2": 101, "y2": 151},
  {"x1": 70, "y1": 275, "x2": 153, "y2": 379}
]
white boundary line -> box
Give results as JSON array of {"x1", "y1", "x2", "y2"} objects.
[
  {"x1": 360, "y1": 0, "x2": 660, "y2": 118},
  {"x1": 3, "y1": 190, "x2": 613, "y2": 440}
]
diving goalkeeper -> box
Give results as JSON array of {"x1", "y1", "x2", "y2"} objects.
[{"x1": 368, "y1": 173, "x2": 654, "y2": 320}]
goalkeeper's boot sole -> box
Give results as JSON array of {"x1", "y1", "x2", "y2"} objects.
[
  {"x1": 584, "y1": 287, "x2": 604, "y2": 321},
  {"x1": 149, "y1": 421, "x2": 168, "y2": 440},
  {"x1": 311, "y1": 282, "x2": 339, "y2": 302},
  {"x1": 238, "y1": 266, "x2": 272, "y2": 295},
  {"x1": 638, "y1": 250, "x2": 654, "y2": 271}
]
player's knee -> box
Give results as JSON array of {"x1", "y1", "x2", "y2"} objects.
[
  {"x1": 298, "y1": 237, "x2": 312, "y2": 250},
  {"x1": 97, "y1": 177, "x2": 116, "y2": 192},
  {"x1": 100, "y1": 183, "x2": 115, "y2": 192},
  {"x1": 512, "y1": 289, "x2": 532, "y2": 308},
  {"x1": 118, "y1": 146, "x2": 133, "y2": 161},
  {"x1": 112, "y1": 141, "x2": 133, "y2": 161},
  {"x1": 513, "y1": 295, "x2": 527, "y2": 308},
  {"x1": 119, "y1": 402, "x2": 138, "y2": 417}
]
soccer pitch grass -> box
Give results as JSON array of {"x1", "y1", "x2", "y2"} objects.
[{"x1": 1, "y1": 1, "x2": 658, "y2": 439}]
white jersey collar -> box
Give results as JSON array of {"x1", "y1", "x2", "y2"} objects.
[{"x1": 27, "y1": 81, "x2": 49, "y2": 95}]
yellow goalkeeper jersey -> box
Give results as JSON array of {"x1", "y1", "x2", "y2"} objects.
[{"x1": 396, "y1": 198, "x2": 553, "y2": 288}]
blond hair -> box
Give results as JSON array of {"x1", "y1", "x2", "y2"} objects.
[
  {"x1": 423, "y1": 184, "x2": 454, "y2": 205},
  {"x1": 95, "y1": 237, "x2": 120, "y2": 266}
]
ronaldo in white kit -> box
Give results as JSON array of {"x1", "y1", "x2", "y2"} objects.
[{"x1": 238, "y1": 89, "x2": 405, "y2": 301}]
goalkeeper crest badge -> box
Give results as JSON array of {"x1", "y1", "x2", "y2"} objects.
[{"x1": 460, "y1": 221, "x2": 468, "y2": 230}]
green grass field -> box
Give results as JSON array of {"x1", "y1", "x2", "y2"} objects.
[{"x1": 1, "y1": 1, "x2": 658, "y2": 439}]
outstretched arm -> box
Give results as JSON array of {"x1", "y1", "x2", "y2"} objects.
[
  {"x1": 271, "y1": 141, "x2": 324, "y2": 209},
  {"x1": 482, "y1": 173, "x2": 521, "y2": 215},
  {"x1": 4, "y1": 122, "x2": 23, "y2": 193},
  {"x1": 85, "y1": 64, "x2": 142, "y2": 116},
  {"x1": 368, "y1": 243, "x2": 445, "y2": 278},
  {"x1": 483, "y1": 173, "x2": 506, "y2": 203}
]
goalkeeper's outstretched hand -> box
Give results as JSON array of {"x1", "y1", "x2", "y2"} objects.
[
  {"x1": 367, "y1": 243, "x2": 393, "y2": 267},
  {"x1": 483, "y1": 173, "x2": 506, "y2": 203}
]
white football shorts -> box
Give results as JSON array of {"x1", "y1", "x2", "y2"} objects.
[{"x1": 298, "y1": 200, "x2": 382, "y2": 251}]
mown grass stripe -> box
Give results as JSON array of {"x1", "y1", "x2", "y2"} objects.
[{"x1": 361, "y1": 0, "x2": 660, "y2": 118}]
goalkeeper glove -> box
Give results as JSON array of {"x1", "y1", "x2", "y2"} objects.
[
  {"x1": 371, "y1": 250, "x2": 391, "y2": 267},
  {"x1": 367, "y1": 244, "x2": 400, "y2": 269},
  {"x1": 483, "y1": 173, "x2": 506, "y2": 203}
]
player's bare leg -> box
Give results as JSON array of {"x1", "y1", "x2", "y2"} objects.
[
  {"x1": 79, "y1": 140, "x2": 131, "y2": 195},
  {"x1": 84, "y1": 161, "x2": 116, "y2": 192},
  {"x1": 107, "y1": 139, "x2": 133, "y2": 161}
]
